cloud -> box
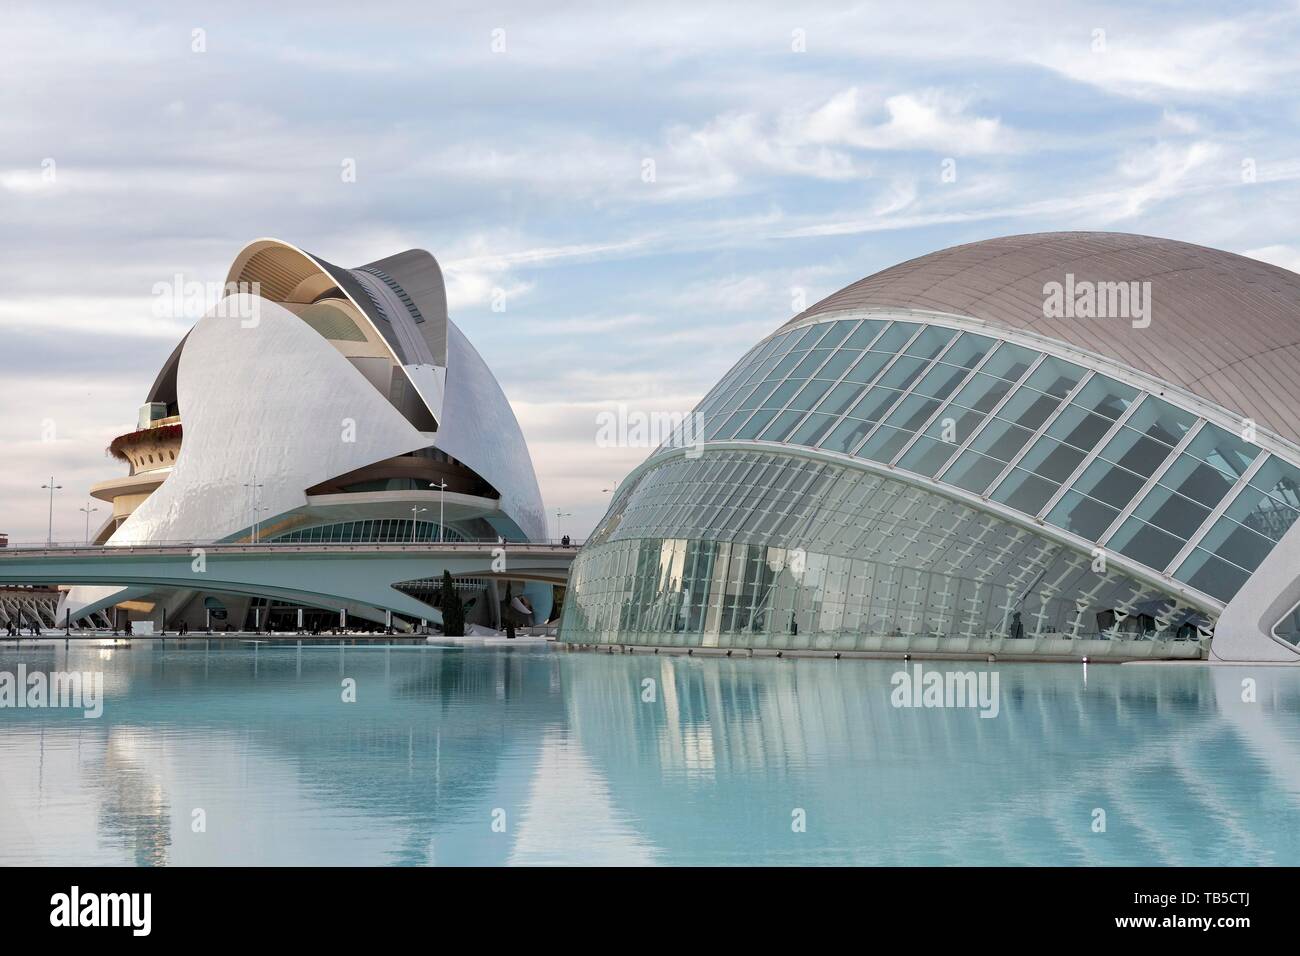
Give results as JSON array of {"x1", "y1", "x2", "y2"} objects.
[{"x1": 803, "y1": 88, "x2": 1019, "y2": 155}]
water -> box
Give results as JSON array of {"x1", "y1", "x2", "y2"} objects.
[{"x1": 1, "y1": 640, "x2": 1297, "y2": 865}]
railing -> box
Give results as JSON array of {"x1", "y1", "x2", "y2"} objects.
[{"x1": 0, "y1": 537, "x2": 586, "y2": 553}]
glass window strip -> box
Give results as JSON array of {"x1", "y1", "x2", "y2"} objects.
[
  {"x1": 889, "y1": 339, "x2": 1010, "y2": 467},
  {"x1": 981, "y1": 370, "x2": 1097, "y2": 498},
  {"x1": 934, "y1": 352, "x2": 1047, "y2": 484},
  {"x1": 1037, "y1": 393, "x2": 1149, "y2": 519},
  {"x1": 1097, "y1": 418, "x2": 1207, "y2": 548},
  {"x1": 1163, "y1": 449, "x2": 1270, "y2": 575}
]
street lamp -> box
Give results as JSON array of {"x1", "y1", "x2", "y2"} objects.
[
  {"x1": 41, "y1": 477, "x2": 62, "y2": 546},
  {"x1": 555, "y1": 509, "x2": 573, "y2": 543},
  {"x1": 430, "y1": 480, "x2": 448, "y2": 542},
  {"x1": 410, "y1": 505, "x2": 428, "y2": 543},
  {"x1": 243, "y1": 474, "x2": 264, "y2": 543},
  {"x1": 78, "y1": 502, "x2": 99, "y2": 545}
]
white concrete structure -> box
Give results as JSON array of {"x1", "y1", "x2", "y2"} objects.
[{"x1": 60, "y1": 240, "x2": 550, "y2": 632}]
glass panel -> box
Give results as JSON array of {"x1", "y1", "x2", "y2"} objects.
[
  {"x1": 1068, "y1": 375, "x2": 1138, "y2": 419},
  {"x1": 1072, "y1": 459, "x2": 1147, "y2": 510},
  {"x1": 816, "y1": 381, "x2": 867, "y2": 418},
  {"x1": 1045, "y1": 405, "x2": 1114, "y2": 451},
  {"x1": 996, "y1": 387, "x2": 1062, "y2": 430},
  {"x1": 1245, "y1": 455, "x2": 1300, "y2": 510},
  {"x1": 1194, "y1": 515, "x2": 1273, "y2": 573},
  {"x1": 757, "y1": 409, "x2": 808, "y2": 443},
  {"x1": 1024, "y1": 356, "x2": 1085, "y2": 398},
  {"x1": 788, "y1": 378, "x2": 835, "y2": 411},
  {"x1": 924, "y1": 406, "x2": 985, "y2": 444},
  {"x1": 871, "y1": 322, "x2": 918, "y2": 353},
  {"x1": 820, "y1": 417, "x2": 876, "y2": 454},
  {"x1": 842, "y1": 351, "x2": 892, "y2": 385},
  {"x1": 943, "y1": 450, "x2": 1007, "y2": 493},
  {"x1": 1124, "y1": 397, "x2": 1195, "y2": 446},
  {"x1": 903, "y1": 326, "x2": 955, "y2": 359},
  {"x1": 1017, "y1": 436, "x2": 1086, "y2": 484},
  {"x1": 761, "y1": 379, "x2": 804, "y2": 409},
  {"x1": 951, "y1": 372, "x2": 1013, "y2": 414},
  {"x1": 1157, "y1": 454, "x2": 1238, "y2": 509},
  {"x1": 937, "y1": 332, "x2": 995, "y2": 369},
  {"x1": 1173, "y1": 549, "x2": 1251, "y2": 603},
  {"x1": 733, "y1": 407, "x2": 780, "y2": 440},
  {"x1": 969, "y1": 418, "x2": 1035, "y2": 463},
  {"x1": 981, "y1": 342, "x2": 1037, "y2": 381},
  {"x1": 855, "y1": 426, "x2": 914, "y2": 464},
  {"x1": 790, "y1": 350, "x2": 832, "y2": 378},
  {"x1": 1046, "y1": 490, "x2": 1119, "y2": 540},
  {"x1": 913, "y1": 363, "x2": 970, "y2": 400},
  {"x1": 1223, "y1": 484, "x2": 1300, "y2": 543},
  {"x1": 1185, "y1": 423, "x2": 1259, "y2": 479},
  {"x1": 991, "y1": 469, "x2": 1058, "y2": 515},
  {"x1": 1132, "y1": 485, "x2": 1212, "y2": 539},
  {"x1": 882, "y1": 394, "x2": 940, "y2": 432},
  {"x1": 1097, "y1": 425, "x2": 1174, "y2": 475},
  {"x1": 842, "y1": 319, "x2": 885, "y2": 350},
  {"x1": 788, "y1": 412, "x2": 839, "y2": 447},
  {"x1": 877, "y1": 355, "x2": 928, "y2": 390},
  {"x1": 1109, "y1": 517, "x2": 1185, "y2": 570},
  {"x1": 898, "y1": 436, "x2": 961, "y2": 477},
  {"x1": 764, "y1": 352, "x2": 802, "y2": 382},
  {"x1": 814, "y1": 349, "x2": 858, "y2": 381},
  {"x1": 815, "y1": 321, "x2": 855, "y2": 349},
  {"x1": 846, "y1": 387, "x2": 902, "y2": 423}
]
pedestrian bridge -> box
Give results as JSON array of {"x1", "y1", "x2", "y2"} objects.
[{"x1": 0, "y1": 541, "x2": 579, "y2": 626}]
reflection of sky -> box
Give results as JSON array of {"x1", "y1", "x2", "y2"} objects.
[{"x1": 3, "y1": 643, "x2": 1300, "y2": 864}]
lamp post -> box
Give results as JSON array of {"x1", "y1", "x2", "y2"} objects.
[
  {"x1": 555, "y1": 509, "x2": 572, "y2": 543},
  {"x1": 78, "y1": 502, "x2": 99, "y2": 545},
  {"x1": 243, "y1": 474, "x2": 264, "y2": 543},
  {"x1": 410, "y1": 505, "x2": 427, "y2": 543},
  {"x1": 431, "y1": 481, "x2": 448, "y2": 542},
  {"x1": 41, "y1": 477, "x2": 62, "y2": 546}
]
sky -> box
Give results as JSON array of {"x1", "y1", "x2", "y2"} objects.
[{"x1": 3, "y1": 0, "x2": 1300, "y2": 543}]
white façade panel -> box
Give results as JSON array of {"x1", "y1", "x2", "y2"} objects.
[
  {"x1": 433, "y1": 320, "x2": 547, "y2": 542},
  {"x1": 116, "y1": 294, "x2": 432, "y2": 544}
]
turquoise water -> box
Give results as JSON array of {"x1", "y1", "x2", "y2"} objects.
[{"x1": 1, "y1": 640, "x2": 1297, "y2": 865}]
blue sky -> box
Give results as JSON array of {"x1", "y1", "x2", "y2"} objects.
[{"x1": 3, "y1": 0, "x2": 1300, "y2": 541}]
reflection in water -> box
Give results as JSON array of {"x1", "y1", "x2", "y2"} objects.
[{"x1": 1, "y1": 642, "x2": 1299, "y2": 864}]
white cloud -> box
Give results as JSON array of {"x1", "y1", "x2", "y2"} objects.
[{"x1": 803, "y1": 88, "x2": 1019, "y2": 155}]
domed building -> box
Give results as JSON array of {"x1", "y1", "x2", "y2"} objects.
[
  {"x1": 62, "y1": 239, "x2": 550, "y2": 632},
  {"x1": 562, "y1": 232, "x2": 1300, "y2": 662}
]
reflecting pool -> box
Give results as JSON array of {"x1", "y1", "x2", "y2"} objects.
[{"x1": 1, "y1": 640, "x2": 1298, "y2": 865}]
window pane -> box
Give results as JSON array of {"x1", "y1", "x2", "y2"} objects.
[
  {"x1": 842, "y1": 351, "x2": 892, "y2": 385},
  {"x1": 1185, "y1": 423, "x2": 1259, "y2": 479},
  {"x1": 734, "y1": 407, "x2": 779, "y2": 439},
  {"x1": 1018, "y1": 436, "x2": 1086, "y2": 483},
  {"x1": 788, "y1": 378, "x2": 835, "y2": 411},
  {"x1": 1072, "y1": 459, "x2": 1146, "y2": 509},
  {"x1": 943, "y1": 450, "x2": 1007, "y2": 493},
  {"x1": 846, "y1": 387, "x2": 902, "y2": 423},
  {"x1": 970, "y1": 418, "x2": 1035, "y2": 463},
  {"x1": 996, "y1": 387, "x2": 1061, "y2": 430},
  {"x1": 991, "y1": 469, "x2": 1059, "y2": 515},
  {"x1": 898, "y1": 436, "x2": 960, "y2": 477},
  {"x1": 1223, "y1": 485, "x2": 1300, "y2": 543},
  {"x1": 1158, "y1": 454, "x2": 1238, "y2": 509},
  {"x1": 938, "y1": 332, "x2": 995, "y2": 369},
  {"x1": 1132, "y1": 484, "x2": 1212, "y2": 539},
  {"x1": 877, "y1": 355, "x2": 928, "y2": 390},
  {"x1": 913, "y1": 363, "x2": 970, "y2": 400},
  {"x1": 1046, "y1": 405, "x2": 1113, "y2": 451},
  {"x1": 1174, "y1": 549, "x2": 1251, "y2": 603},
  {"x1": 757, "y1": 409, "x2": 808, "y2": 442},
  {"x1": 856, "y1": 425, "x2": 914, "y2": 464},
  {"x1": 1098, "y1": 426, "x2": 1173, "y2": 475},
  {"x1": 871, "y1": 322, "x2": 918, "y2": 353},
  {"x1": 1124, "y1": 397, "x2": 1195, "y2": 447},
  {"x1": 814, "y1": 349, "x2": 858, "y2": 381},
  {"x1": 981, "y1": 343, "x2": 1037, "y2": 381},
  {"x1": 1109, "y1": 517, "x2": 1185, "y2": 570},
  {"x1": 816, "y1": 381, "x2": 867, "y2": 418},
  {"x1": 1025, "y1": 356, "x2": 1085, "y2": 398},
  {"x1": 1246, "y1": 455, "x2": 1300, "y2": 510},
  {"x1": 1194, "y1": 515, "x2": 1273, "y2": 572},
  {"x1": 1069, "y1": 375, "x2": 1138, "y2": 419},
  {"x1": 903, "y1": 326, "x2": 955, "y2": 359},
  {"x1": 1047, "y1": 490, "x2": 1119, "y2": 540},
  {"x1": 924, "y1": 406, "x2": 985, "y2": 444},
  {"x1": 842, "y1": 319, "x2": 886, "y2": 350},
  {"x1": 815, "y1": 320, "x2": 855, "y2": 349},
  {"x1": 952, "y1": 372, "x2": 1013, "y2": 413},
  {"x1": 821, "y1": 417, "x2": 875, "y2": 454},
  {"x1": 789, "y1": 412, "x2": 839, "y2": 447},
  {"x1": 882, "y1": 394, "x2": 940, "y2": 432}
]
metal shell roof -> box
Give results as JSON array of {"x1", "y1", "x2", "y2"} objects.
[{"x1": 788, "y1": 232, "x2": 1300, "y2": 447}]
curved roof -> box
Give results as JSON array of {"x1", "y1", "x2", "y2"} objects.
[{"x1": 788, "y1": 232, "x2": 1300, "y2": 447}]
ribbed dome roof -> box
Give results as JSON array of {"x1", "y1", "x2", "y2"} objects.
[{"x1": 789, "y1": 232, "x2": 1300, "y2": 447}]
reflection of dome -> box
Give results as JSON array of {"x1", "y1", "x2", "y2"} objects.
[{"x1": 564, "y1": 232, "x2": 1300, "y2": 662}]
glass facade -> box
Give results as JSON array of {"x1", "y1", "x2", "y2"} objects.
[
  {"x1": 270, "y1": 519, "x2": 466, "y2": 544},
  {"x1": 563, "y1": 449, "x2": 1211, "y2": 651},
  {"x1": 662, "y1": 316, "x2": 1300, "y2": 607}
]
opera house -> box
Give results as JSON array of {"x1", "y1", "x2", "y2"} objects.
[
  {"x1": 60, "y1": 239, "x2": 552, "y2": 632},
  {"x1": 562, "y1": 233, "x2": 1300, "y2": 663}
]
